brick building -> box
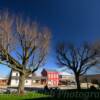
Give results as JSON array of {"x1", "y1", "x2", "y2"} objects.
[
  {"x1": 0, "y1": 77, "x2": 8, "y2": 86},
  {"x1": 41, "y1": 69, "x2": 59, "y2": 86}
]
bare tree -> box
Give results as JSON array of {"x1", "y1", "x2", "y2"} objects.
[
  {"x1": 56, "y1": 42, "x2": 100, "y2": 89},
  {"x1": 0, "y1": 11, "x2": 50, "y2": 94}
]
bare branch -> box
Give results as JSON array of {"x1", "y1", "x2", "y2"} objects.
[
  {"x1": 0, "y1": 11, "x2": 50, "y2": 74},
  {"x1": 56, "y1": 42, "x2": 100, "y2": 89}
]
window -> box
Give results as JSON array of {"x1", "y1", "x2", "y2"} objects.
[
  {"x1": 36, "y1": 80, "x2": 39, "y2": 83},
  {"x1": 16, "y1": 73, "x2": 18, "y2": 76},
  {"x1": 53, "y1": 74, "x2": 55, "y2": 78},
  {"x1": 16, "y1": 79, "x2": 18, "y2": 83},
  {"x1": 26, "y1": 80, "x2": 28, "y2": 83},
  {"x1": 56, "y1": 74, "x2": 57, "y2": 78},
  {"x1": 53, "y1": 81, "x2": 56, "y2": 85},
  {"x1": 59, "y1": 75, "x2": 62, "y2": 78},
  {"x1": 54, "y1": 74, "x2": 56, "y2": 78},
  {"x1": 50, "y1": 74, "x2": 52, "y2": 78},
  {"x1": 48, "y1": 74, "x2": 51, "y2": 78}
]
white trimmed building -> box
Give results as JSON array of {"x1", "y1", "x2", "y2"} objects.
[{"x1": 10, "y1": 70, "x2": 33, "y2": 87}]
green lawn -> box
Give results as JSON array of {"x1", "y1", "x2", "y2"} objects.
[
  {"x1": 0, "y1": 92, "x2": 51, "y2": 100},
  {"x1": 0, "y1": 90, "x2": 100, "y2": 100}
]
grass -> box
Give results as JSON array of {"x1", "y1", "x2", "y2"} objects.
[
  {"x1": 0, "y1": 92, "x2": 51, "y2": 100},
  {"x1": 0, "y1": 89, "x2": 100, "y2": 100}
]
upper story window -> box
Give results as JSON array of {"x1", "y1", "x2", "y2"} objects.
[
  {"x1": 55, "y1": 74, "x2": 57, "y2": 78},
  {"x1": 48, "y1": 74, "x2": 51, "y2": 78},
  {"x1": 16, "y1": 73, "x2": 18, "y2": 76},
  {"x1": 54, "y1": 74, "x2": 56, "y2": 78},
  {"x1": 26, "y1": 80, "x2": 28, "y2": 83}
]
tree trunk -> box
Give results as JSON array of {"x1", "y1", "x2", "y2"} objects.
[
  {"x1": 18, "y1": 72, "x2": 25, "y2": 94},
  {"x1": 75, "y1": 74, "x2": 81, "y2": 90}
]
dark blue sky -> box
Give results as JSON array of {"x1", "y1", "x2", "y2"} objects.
[{"x1": 0, "y1": 0, "x2": 100, "y2": 76}]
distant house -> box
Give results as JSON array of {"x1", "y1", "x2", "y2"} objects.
[
  {"x1": 41, "y1": 69, "x2": 59, "y2": 86},
  {"x1": 59, "y1": 72, "x2": 75, "y2": 85},
  {"x1": 80, "y1": 74, "x2": 100, "y2": 84},
  {"x1": 10, "y1": 70, "x2": 33, "y2": 87},
  {"x1": 79, "y1": 74, "x2": 100, "y2": 88},
  {"x1": 0, "y1": 77, "x2": 8, "y2": 86},
  {"x1": 32, "y1": 76, "x2": 47, "y2": 85},
  {"x1": 59, "y1": 72, "x2": 74, "y2": 81}
]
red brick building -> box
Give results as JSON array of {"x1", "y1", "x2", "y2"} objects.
[
  {"x1": 0, "y1": 77, "x2": 8, "y2": 86},
  {"x1": 41, "y1": 69, "x2": 59, "y2": 86}
]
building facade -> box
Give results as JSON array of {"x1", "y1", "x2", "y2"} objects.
[
  {"x1": 59, "y1": 72, "x2": 75, "y2": 85},
  {"x1": 10, "y1": 70, "x2": 33, "y2": 87},
  {"x1": 80, "y1": 74, "x2": 100, "y2": 83},
  {"x1": 0, "y1": 77, "x2": 8, "y2": 86},
  {"x1": 41, "y1": 69, "x2": 59, "y2": 86}
]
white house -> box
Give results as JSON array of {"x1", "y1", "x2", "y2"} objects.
[
  {"x1": 59, "y1": 72, "x2": 75, "y2": 82},
  {"x1": 10, "y1": 70, "x2": 32, "y2": 87}
]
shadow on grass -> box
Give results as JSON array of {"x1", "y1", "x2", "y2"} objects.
[
  {"x1": 24, "y1": 97, "x2": 57, "y2": 100},
  {"x1": 24, "y1": 97, "x2": 100, "y2": 100},
  {"x1": 24, "y1": 89, "x2": 100, "y2": 100}
]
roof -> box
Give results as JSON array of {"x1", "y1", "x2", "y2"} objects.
[
  {"x1": 32, "y1": 76, "x2": 47, "y2": 80},
  {"x1": 80, "y1": 74, "x2": 100, "y2": 81},
  {"x1": 43, "y1": 68, "x2": 58, "y2": 72},
  {"x1": 83, "y1": 74, "x2": 100, "y2": 78},
  {"x1": 11, "y1": 76, "x2": 47, "y2": 80},
  {"x1": 59, "y1": 72, "x2": 72, "y2": 76},
  {"x1": 11, "y1": 76, "x2": 32, "y2": 79},
  {"x1": 0, "y1": 77, "x2": 8, "y2": 80},
  {"x1": 0, "y1": 73, "x2": 9, "y2": 79}
]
